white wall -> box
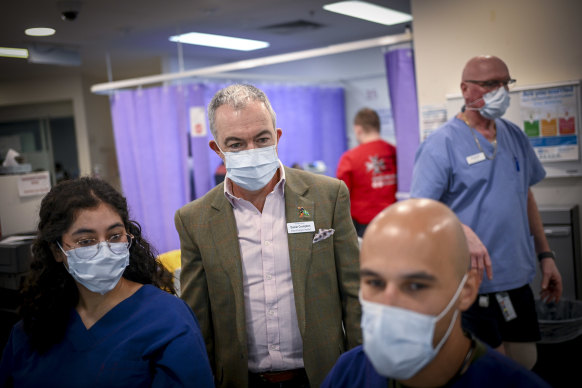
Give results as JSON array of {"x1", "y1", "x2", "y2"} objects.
[
  {"x1": 82, "y1": 76, "x2": 121, "y2": 190},
  {"x1": 411, "y1": 0, "x2": 582, "y2": 242}
]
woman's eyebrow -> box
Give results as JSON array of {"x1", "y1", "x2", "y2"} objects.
[
  {"x1": 71, "y1": 223, "x2": 124, "y2": 236},
  {"x1": 71, "y1": 228, "x2": 96, "y2": 236}
]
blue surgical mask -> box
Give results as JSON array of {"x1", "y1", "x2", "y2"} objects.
[
  {"x1": 58, "y1": 241, "x2": 130, "y2": 295},
  {"x1": 219, "y1": 145, "x2": 280, "y2": 191},
  {"x1": 360, "y1": 274, "x2": 468, "y2": 380},
  {"x1": 467, "y1": 87, "x2": 510, "y2": 119}
]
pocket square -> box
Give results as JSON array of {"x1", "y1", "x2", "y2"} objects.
[{"x1": 313, "y1": 228, "x2": 334, "y2": 243}]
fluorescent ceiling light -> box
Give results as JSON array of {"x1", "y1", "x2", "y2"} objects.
[
  {"x1": 25, "y1": 27, "x2": 56, "y2": 37},
  {"x1": 169, "y1": 32, "x2": 269, "y2": 51},
  {"x1": 0, "y1": 47, "x2": 29, "y2": 59},
  {"x1": 323, "y1": 1, "x2": 412, "y2": 26}
]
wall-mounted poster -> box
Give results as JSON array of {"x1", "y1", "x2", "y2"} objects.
[{"x1": 521, "y1": 86, "x2": 578, "y2": 162}]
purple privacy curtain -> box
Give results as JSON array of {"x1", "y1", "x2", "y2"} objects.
[
  {"x1": 184, "y1": 83, "x2": 216, "y2": 200},
  {"x1": 110, "y1": 82, "x2": 347, "y2": 251},
  {"x1": 262, "y1": 84, "x2": 346, "y2": 177},
  {"x1": 384, "y1": 45, "x2": 420, "y2": 193},
  {"x1": 110, "y1": 86, "x2": 190, "y2": 254}
]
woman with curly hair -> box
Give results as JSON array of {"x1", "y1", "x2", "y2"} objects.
[{"x1": 0, "y1": 177, "x2": 213, "y2": 387}]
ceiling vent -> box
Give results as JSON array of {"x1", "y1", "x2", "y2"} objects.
[{"x1": 260, "y1": 20, "x2": 325, "y2": 35}]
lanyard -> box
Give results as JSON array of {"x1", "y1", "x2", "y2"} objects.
[
  {"x1": 469, "y1": 127, "x2": 498, "y2": 160},
  {"x1": 462, "y1": 113, "x2": 498, "y2": 160}
]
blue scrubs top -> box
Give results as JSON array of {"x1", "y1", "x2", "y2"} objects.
[
  {"x1": 321, "y1": 343, "x2": 551, "y2": 388},
  {"x1": 0, "y1": 285, "x2": 214, "y2": 387},
  {"x1": 410, "y1": 117, "x2": 546, "y2": 293}
]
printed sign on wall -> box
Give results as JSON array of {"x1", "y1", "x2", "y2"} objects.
[
  {"x1": 18, "y1": 171, "x2": 51, "y2": 197},
  {"x1": 189, "y1": 106, "x2": 207, "y2": 137},
  {"x1": 521, "y1": 86, "x2": 579, "y2": 162}
]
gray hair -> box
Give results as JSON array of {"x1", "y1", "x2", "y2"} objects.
[{"x1": 207, "y1": 84, "x2": 277, "y2": 140}]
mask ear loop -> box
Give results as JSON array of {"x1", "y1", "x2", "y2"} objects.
[
  {"x1": 56, "y1": 241, "x2": 69, "y2": 257},
  {"x1": 462, "y1": 80, "x2": 484, "y2": 111},
  {"x1": 55, "y1": 241, "x2": 72, "y2": 272},
  {"x1": 436, "y1": 274, "x2": 469, "y2": 321},
  {"x1": 432, "y1": 274, "x2": 469, "y2": 352},
  {"x1": 434, "y1": 310, "x2": 460, "y2": 353},
  {"x1": 464, "y1": 96, "x2": 484, "y2": 111},
  {"x1": 215, "y1": 142, "x2": 226, "y2": 155}
]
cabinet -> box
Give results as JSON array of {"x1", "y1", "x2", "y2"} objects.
[{"x1": 531, "y1": 205, "x2": 581, "y2": 300}]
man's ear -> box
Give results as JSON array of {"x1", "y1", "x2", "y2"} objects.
[
  {"x1": 460, "y1": 81, "x2": 468, "y2": 93},
  {"x1": 458, "y1": 269, "x2": 480, "y2": 311},
  {"x1": 460, "y1": 81, "x2": 471, "y2": 102},
  {"x1": 354, "y1": 125, "x2": 365, "y2": 143},
  {"x1": 209, "y1": 140, "x2": 223, "y2": 159}
]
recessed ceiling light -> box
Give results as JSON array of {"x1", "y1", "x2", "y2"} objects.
[
  {"x1": 323, "y1": 1, "x2": 412, "y2": 26},
  {"x1": 25, "y1": 27, "x2": 56, "y2": 37},
  {"x1": 0, "y1": 47, "x2": 29, "y2": 59},
  {"x1": 169, "y1": 32, "x2": 269, "y2": 51}
]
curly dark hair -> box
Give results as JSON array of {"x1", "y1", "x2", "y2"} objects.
[{"x1": 19, "y1": 177, "x2": 175, "y2": 353}]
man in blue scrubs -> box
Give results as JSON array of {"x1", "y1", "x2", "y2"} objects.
[
  {"x1": 410, "y1": 55, "x2": 562, "y2": 369},
  {"x1": 322, "y1": 199, "x2": 551, "y2": 387}
]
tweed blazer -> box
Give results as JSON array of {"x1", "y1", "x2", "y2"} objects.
[{"x1": 175, "y1": 166, "x2": 361, "y2": 388}]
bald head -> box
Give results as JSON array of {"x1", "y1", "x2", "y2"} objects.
[
  {"x1": 362, "y1": 199, "x2": 469, "y2": 279},
  {"x1": 461, "y1": 55, "x2": 509, "y2": 82}
]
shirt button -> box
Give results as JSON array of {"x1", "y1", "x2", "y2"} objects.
[
  {"x1": 265, "y1": 274, "x2": 272, "y2": 280},
  {"x1": 270, "y1": 344, "x2": 279, "y2": 351},
  {"x1": 268, "y1": 310, "x2": 275, "y2": 316},
  {"x1": 264, "y1": 240, "x2": 271, "y2": 246}
]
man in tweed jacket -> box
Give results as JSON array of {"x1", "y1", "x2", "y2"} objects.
[{"x1": 175, "y1": 84, "x2": 361, "y2": 388}]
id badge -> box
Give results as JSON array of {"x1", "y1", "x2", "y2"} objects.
[
  {"x1": 287, "y1": 221, "x2": 315, "y2": 234},
  {"x1": 495, "y1": 292, "x2": 517, "y2": 322},
  {"x1": 466, "y1": 152, "x2": 486, "y2": 165}
]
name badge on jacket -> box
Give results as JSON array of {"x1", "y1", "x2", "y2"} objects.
[{"x1": 287, "y1": 221, "x2": 315, "y2": 234}]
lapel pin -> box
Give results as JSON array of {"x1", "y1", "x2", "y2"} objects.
[{"x1": 297, "y1": 206, "x2": 310, "y2": 218}]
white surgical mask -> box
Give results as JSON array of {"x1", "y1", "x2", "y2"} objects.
[
  {"x1": 58, "y1": 241, "x2": 130, "y2": 295},
  {"x1": 219, "y1": 144, "x2": 280, "y2": 191},
  {"x1": 466, "y1": 87, "x2": 510, "y2": 119},
  {"x1": 360, "y1": 274, "x2": 468, "y2": 380}
]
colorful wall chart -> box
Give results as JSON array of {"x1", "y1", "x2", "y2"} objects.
[{"x1": 521, "y1": 86, "x2": 579, "y2": 162}]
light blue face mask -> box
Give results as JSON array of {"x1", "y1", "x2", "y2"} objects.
[
  {"x1": 58, "y1": 241, "x2": 130, "y2": 295},
  {"x1": 467, "y1": 86, "x2": 510, "y2": 119},
  {"x1": 219, "y1": 144, "x2": 280, "y2": 191},
  {"x1": 360, "y1": 274, "x2": 468, "y2": 380}
]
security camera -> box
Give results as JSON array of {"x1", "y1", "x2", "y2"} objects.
[
  {"x1": 61, "y1": 10, "x2": 78, "y2": 21},
  {"x1": 57, "y1": 0, "x2": 82, "y2": 21}
]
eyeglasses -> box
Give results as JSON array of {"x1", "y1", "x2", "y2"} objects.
[
  {"x1": 464, "y1": 79, "x2": 516, "y2": 89},
  {"x1": 58, "y1": 233, "x2": 133, "y2": 260}
]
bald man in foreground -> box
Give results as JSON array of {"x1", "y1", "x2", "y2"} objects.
[{"x1": 322, "y1": 199, "x2": 551, "y2": 387}]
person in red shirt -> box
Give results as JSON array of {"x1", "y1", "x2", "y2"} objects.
[{"x1": 336, "y1": 108, "x2": 397, "y2": 237}]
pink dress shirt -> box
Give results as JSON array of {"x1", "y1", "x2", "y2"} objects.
[{"x1": 224, "y1": 164, "x2": 304, "y2": 373}]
